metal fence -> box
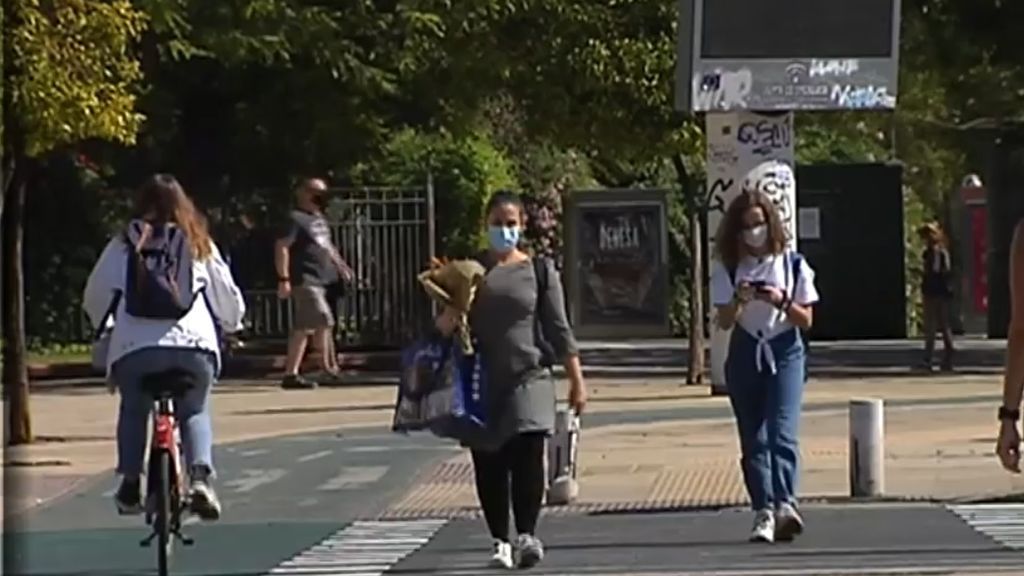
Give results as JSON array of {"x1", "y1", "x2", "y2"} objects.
[
  {"x1": 53, "y1": 182, "x2": 435, "y2": 351},
  {"x1": 244, "y1": 183, "x2": 436, "y2": 348}
]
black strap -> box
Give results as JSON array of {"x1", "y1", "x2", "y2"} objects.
[
  {"x1": 92, "y1": 290, "x2": 123, "y2": 341},
  {"x1": 533, "y1": 257, "x2": 549, "y2": 317}
]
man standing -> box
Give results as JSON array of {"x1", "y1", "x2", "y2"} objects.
[{"x1": 275, "y1": 178, "x2": 354, "y2": 389}]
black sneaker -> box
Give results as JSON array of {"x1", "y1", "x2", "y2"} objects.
[
  {"x1": 318, "y1": 370, "x2": 345, "y2": 385},
  {"x1": 114, "y1": 477, "x2": 143, "y2": 515},
  {"x1": 281, "y1": 374, "x2": 317, "y2": 390}
]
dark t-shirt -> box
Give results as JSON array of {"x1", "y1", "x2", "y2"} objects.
[
  {"x1": 921, "y1": 245, "x2": 953, "y2": 298},
  {"x1": 280, "y1": 209, "x2": 338, "y2": 287}
]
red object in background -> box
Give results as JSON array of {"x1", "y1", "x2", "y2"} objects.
[{"x1": 968, "y1": 204, "x2": 988, "y2": 313}]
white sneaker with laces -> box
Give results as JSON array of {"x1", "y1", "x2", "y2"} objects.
[
  {"x1": 749, "y1": 508, "x2": 775, "y2": 543},
  {"x1": 489, "y1": 539, "x2": 514, "y2": 569},
  {"x1": 775, "y1": 502, "x2": 805, "y2": 541},
  {"x1": 515, "y1": 533, "x2": 545, "y2": 568}
]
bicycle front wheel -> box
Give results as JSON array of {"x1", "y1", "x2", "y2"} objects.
[{"x1": 155, "y1": 449, "x2": 173, "y2": 576}]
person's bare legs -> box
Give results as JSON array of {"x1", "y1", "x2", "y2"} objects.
[
  {"x1": 314, "y1": 327, "x2": 335, "y2": 372},
  {"x1": 282, "y1": 330, "x2": 317, "y2": 389}
]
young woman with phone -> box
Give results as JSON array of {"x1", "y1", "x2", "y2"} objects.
[{"x1": 710, "y1": 162, "x2": 819, "y2": 544}]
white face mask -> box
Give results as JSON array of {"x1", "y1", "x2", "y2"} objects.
[{"x1": 743, "y1": 225, "x2": 768, "y2": 248}]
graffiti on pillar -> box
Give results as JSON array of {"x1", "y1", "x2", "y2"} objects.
[
  {"x1": 705, "y1": 177, "x2": 733, "y2": 218},
  {"x1": 736, "y1": 119, "x2": 792, "y2": 156}
]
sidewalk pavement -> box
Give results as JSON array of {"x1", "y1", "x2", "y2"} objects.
[{"x1": 4, "y1": 374, "x2": 1021, "y2": 523}]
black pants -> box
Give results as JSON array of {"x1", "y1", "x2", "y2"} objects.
[{"x1": 471, "y1": 432, "x2": 546, "y2": 542}]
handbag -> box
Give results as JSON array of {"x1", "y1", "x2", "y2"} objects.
[
  {"x1": 90, "y1": 291, "x2": 122, "y2": 373},
  {"x1": 392, "y1": 333, "x2": 488, "y2": 442}
]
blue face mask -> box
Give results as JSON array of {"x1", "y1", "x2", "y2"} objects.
[{"x1": 487, "y1": 225, "x2": 520, "y2": 252}]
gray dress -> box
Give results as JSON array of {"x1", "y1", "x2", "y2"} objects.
[{"x1": 467, "y1": 258, "x2": 578, "y2": 452}]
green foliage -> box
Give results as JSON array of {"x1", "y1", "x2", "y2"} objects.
[
  {"x1": 902, "y1": 185, "x2": 929, "y2": 336},
  {"x1": 354, "y1": 128, "x2": 516, "y2": 258},
  {"x1": 11, "y1": 0, "x2": 146, "y2": 156}
]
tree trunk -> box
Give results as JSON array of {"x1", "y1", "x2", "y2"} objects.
[
  {"x1": 2, "y1": 159, "x2": 33, "y2": 445},
  {"x1": 687, "y1": 198, "x2": 705, "y2": 385},
  {"x1": 672, "y1": 154, "x2": 705, "y2": 385}
]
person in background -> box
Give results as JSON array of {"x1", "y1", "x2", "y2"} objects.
[
  {"x1": 918, "y1": 222, "x2": 956, "y2": 372},
  {"x1": 435, "y1": 191, "x2": 588, "y2": 569},
  {"x1": 83, "y1": 174, "x2": 246, "y2": 520},
  {"x1": 711, "y1": 181, "x2": 819, "y2": 544},
  {"x1": 995, "y1": 220, "x2": 1024, "y2": 472},
  {"x1": 275, "y1": 177, "x2": 353, "y2": 389}
]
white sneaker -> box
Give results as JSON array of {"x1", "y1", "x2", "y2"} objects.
[
  {"x1": 775, "y1": 502, "x2": 805, "y2": 541},
  {"x1": 749, "y1": 509, "x2": 775, "y2": 543},
  {"x1": 515, "y1": 533, "x2": 545, "y2": 568},
  {"x1": 489, "y1": 539, "x2": 514, "y2": 569}
]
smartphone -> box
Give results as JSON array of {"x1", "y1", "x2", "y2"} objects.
[{"x1": 748, "y1": 280, "x2": 768, "y2": 290}]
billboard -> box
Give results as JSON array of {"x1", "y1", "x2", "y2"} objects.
[{"x1": 675, "y1": 0, "x2": 902, "y2": 112}]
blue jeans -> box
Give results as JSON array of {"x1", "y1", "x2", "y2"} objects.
[
  {"x1": 725, "y1": 327, "x2": 805, "y2": 511},
  {"x1": 110, "y1": 347, "x2": 217, "y2": 478}
]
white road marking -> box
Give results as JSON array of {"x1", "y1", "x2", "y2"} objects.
[
  {"x1": 223, "y1": 468, "x2": 287, "y2": 493},
  {"x1": 297, "y1": 450, "x2": 333, "y2": 463},
  {"x1": 265, "y1": 519, "x2": 447, "y2": 576},
  {"x1": 316, "y1": 466, "x2": 388, "y2": 491},
  {"x1": 239, "y1": 449, "x2": 269, "y2": 457},
  {"x1": 949, "y1": 504, "x2": 1024, "y2": 549}
]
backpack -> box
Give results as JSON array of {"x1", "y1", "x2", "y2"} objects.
[
  {"x1": 728, "y1": 251, "x2": 810, "y2": 380},
  {"x1": 123, "y1": 221, "x2": 198, "y2": 320}
]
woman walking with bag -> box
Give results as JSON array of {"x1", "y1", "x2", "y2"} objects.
[
  {"x1": 710, "y1": 163, "x2": 819, "y2": 544},
  {"x1": 435, "y1": 191, "x2": 588, "y2": 569}
]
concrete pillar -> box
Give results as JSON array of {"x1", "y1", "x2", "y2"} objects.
[
  {"x1": 705, "y1": 111, "x2": 797, "y2": 395},
  {"x1": 849, "y1": 398, "x2": 886, "y2": 498}
]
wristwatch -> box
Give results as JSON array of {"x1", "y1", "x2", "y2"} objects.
[{"x1": 998, "y1": 406, "x2": 1020, "y2": 422}]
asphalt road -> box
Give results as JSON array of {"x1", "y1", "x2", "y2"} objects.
[
  {"x1": 4, "y1": 399, "x2": 1023, "y2": 576},
  {"x1": 3, "y1": 428, "x2": 456, "y2": 575}
]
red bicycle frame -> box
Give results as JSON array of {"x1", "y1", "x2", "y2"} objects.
[{"x1": 153, "y1": 411, "x2": 176, "y2": 450}]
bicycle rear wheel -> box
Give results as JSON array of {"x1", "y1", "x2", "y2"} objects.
[{"x1": 155, "y1": 449, "x2": 173, "y2": 576}]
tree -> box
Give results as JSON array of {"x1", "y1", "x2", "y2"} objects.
[
  {"x1": 420, "y1": 0, "x2": 708, "y2": 382},
  {"x1": 2, "y1": 0, "x2": 145, "y2": 444}
]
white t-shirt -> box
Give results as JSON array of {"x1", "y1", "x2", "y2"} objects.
[
  {"x1": 710, "y1": 250, "x2": 820, "y2": 342},
  {"x1": 83, "y1": 225, "x2": 247, "y2": 375}
]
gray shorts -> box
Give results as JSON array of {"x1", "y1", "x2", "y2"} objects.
[{"x1": 292, "y1": 285, "x2": 335, "y2": 331}]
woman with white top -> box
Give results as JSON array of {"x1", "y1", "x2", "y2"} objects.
[
  {"x1": 710, "y1": 166, "x2": 819, "y2": 544},
  {"x1": 83, "y1": 174, "x2": 246, "y2": 520}
]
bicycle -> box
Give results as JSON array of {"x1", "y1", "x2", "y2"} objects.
[{"x1": 138, "y1": 368, "x2": 196, "y2": 576}]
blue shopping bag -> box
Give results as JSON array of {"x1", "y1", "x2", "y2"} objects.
[{"x1": 392, "y1": 334, "x2": 487, "y2": 442}]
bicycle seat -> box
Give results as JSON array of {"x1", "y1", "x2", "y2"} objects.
[{"x1": 140, "y1": 369, "x2": 197, "y2": 398}]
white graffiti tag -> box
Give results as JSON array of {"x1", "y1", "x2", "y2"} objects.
[
  {"x1": 809, "y1": 59, "x2": 860, "y2": 78},
  {"x1": 830, "y1": 85, "x2": 896, "y2": 109},
  {"x1": 692, "y1": 68, "x2": 753, "y2": 111}
]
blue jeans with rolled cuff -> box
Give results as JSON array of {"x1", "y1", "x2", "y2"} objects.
[
  {"x1": 725, "y1": 327, "x2": 805, "y2": 511},
  {"x1": 110, "y1": 347, "x2": 217, "y2": 478}
]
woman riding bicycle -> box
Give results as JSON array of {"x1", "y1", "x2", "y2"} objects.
[{"x1": 83, "y1": 174, "x2": 246, "y2": 521}]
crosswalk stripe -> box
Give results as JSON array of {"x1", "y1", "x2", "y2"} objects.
[
  {"x1": 948, "y1": 504, "x2": 1024, "y2": 550},
  {"x1": 264, "y1": 518, "x2": 447, "y2": 576}
]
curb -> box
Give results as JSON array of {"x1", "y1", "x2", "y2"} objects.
[{"x1": 27, "y1": 349, "x2": 400, "y2": 381}]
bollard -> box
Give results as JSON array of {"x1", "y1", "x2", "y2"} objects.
[{"x1": 848, "y1": 398, "x2": 885, "y2": 498}]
